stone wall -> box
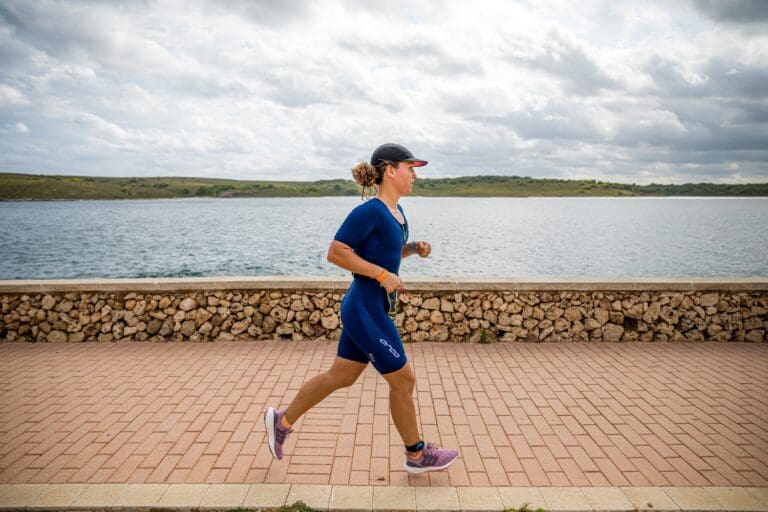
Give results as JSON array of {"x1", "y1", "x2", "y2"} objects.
[{"x1": 1, "y1": 278, "x2": 766, "y2": 343}]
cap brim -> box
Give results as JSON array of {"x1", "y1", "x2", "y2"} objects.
[{"x1": 405, "y1": 159, "x2": 428, "y2": 167}]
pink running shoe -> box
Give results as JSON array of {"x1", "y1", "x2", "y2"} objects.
[
  {"x1": 404, "y1": 442, "x2": 459, "y2": 473},
  {"x1": 264, "y1": 407, "x2": 293, "y2": 460}
]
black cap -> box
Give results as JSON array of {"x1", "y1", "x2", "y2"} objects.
[{"x1": 370, "y1": 143, "x2": 428, "y2": 167}]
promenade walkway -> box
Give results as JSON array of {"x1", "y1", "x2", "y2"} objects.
[{"x1": 1, "y1": 340, "x2": 767, "y2": 511}]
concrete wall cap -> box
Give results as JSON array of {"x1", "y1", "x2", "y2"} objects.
[{"x1": 1, "y1": 276, "x2": 767, "y2": 293}]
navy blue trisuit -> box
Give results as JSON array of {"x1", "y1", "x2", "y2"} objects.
[{"x1": 333, "y1": 197, "x2": 409, "y2": 374}]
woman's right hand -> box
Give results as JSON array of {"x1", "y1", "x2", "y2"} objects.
[{"x1": 380, "y1": 272, "x2": 405, "y2": 294}]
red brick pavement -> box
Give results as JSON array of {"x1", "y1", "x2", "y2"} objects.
[{"x1": 0, "y1": 340, "x2": 766, "y2": 487}]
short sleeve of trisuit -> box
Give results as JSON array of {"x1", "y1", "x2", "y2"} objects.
[{"x1": 333, "y1": 202, "x2": 378, "y2": 251}]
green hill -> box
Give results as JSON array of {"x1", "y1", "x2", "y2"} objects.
[{"x1": 1, "y1": 172, "x2": 766, "y2": 200}]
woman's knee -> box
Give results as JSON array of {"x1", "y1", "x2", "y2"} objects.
[
  {"x1": 326, "y1": 360, "x2": 365, "y2": 389},
  {"x1": 331, "y1": 371, "x2": 360, "y2": 389},
  {"x1": 385, "y1": 364, "x2": 415, "y2": 393}
]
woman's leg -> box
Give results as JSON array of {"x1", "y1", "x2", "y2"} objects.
[
  {"x1": 382, "y1": 362, "x2": 419, "y2": 446},
  {"x1": 284, "y1": 356, "x2": 367, "y2": 424},
  {"x1": 340, "y1": 295, "x2": 418, "y2": 445},
  {"x1": 383, "y1": 361, "x2": 459, "y2": 474}
]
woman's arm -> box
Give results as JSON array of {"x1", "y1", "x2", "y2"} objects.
[
  {"x1": 401, "y1": 241, "x2": 417, "y2": 259},
  {"x1": 403, "y1": 241, "x2": 432, "y2": 259},
  {"x1": 327, "y1": 240, "x2": 386, "y2": 278},
  {"x1": 327, "y1": 240, "x2": 406, "y2": 294}
]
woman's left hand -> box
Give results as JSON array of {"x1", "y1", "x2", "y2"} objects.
[{"x1": 414, "y1": 241, "x2": 431, "y2": 258}]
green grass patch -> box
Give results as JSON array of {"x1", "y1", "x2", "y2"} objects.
[
  {"x1": 276, "y1": 501, "x2": 314, "y2": 512},
  {"x1": 1, "y1": 172, "x2": 767, "y2": 200},
  {"x1": 505, "y1": 503, "x2": 547, "y2": 512},
  {"x1": 225, "y1": 501, "x2": 314, "y2": 512}
]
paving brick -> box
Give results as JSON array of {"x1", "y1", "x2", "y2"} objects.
[
  {"x1": 520, "y1": 457, "x2": 549, "y2": 486},
  {"x1": 214, "y1": 441, "x2": 242, "y2": 468},
  {"x1": 568, "y1": 445, "x2": 600, "y2": 472},
  {"x1": 2, "y1": 341, "x2": 768, "y2": 490},
  {"x1": 521, "y1": 424, "x2": 546, "y2": 446},
  {"x1": 743, "y1": 471, "x2": 768, "y2": 487},
  {"x1": 105, "y1": 454, "x2": 144, "y2": 483},
  {"x1": 69, "y1": 454, "x2": 111, "y2": 483},
  {"x1": 509, "y1": 434, "x2": 535, "y2": 459},
  {"x1": 466, "y1": 471, "x2": 489, "y2": 487},
  {"x1": 594, "y1": 457, "x2": 631, "y2": 486},
  {"x1": 446, "y1": 459, "x2": 470, "y2": 487},
  {"x1": 460, "y1": 445, "x2": 484, "y2": 473},
  {"x1": 547, "y1": 471, "x2": 570, "y2": 486},
  {"x1": 666, "y1": 457, "x2": 710, "y2": 485},
  {"x1": 146, "y1": 454, "x2": 181, "y2": 483},
  {"x1": 585, "y1": 471, "x2": 611, "y2": 486},
  {"x1": 552, "y1": 424, "x2": 579, "y2": 447},
  {"x1": 176, "y1": 442, "x2": 206, "y2": 469}
]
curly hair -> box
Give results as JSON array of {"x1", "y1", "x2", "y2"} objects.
[{"x1": 350, "y1": 160, "x2": 393, "y2": 199}]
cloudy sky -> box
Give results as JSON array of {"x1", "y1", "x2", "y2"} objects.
[{"x1": 1, "y1": 0, "x2": 767, "y2": 184}]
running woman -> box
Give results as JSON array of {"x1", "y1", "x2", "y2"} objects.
[{"x1": 264, "y1": 143, "x2": 459, "y2": 474}]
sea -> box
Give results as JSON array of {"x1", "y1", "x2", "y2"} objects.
[{"x1": 1, "y1": 196, "x2": 766, "y2": 280}]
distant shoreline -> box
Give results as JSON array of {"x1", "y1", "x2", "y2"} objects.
[
  {"x1": 2, "y1": 171, "x2": 767, "y2": 200},
  {"x1": 3, "y1": 195, "x2": 768, "y2": 203}
]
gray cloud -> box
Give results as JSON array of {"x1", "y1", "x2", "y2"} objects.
[
  {"x1": 337, "y1": 37, "x2": 484, "y2": 77},
  {"x1": 0, "y1": 24, "x2": 34, "y2": 70},
  {"x1": 631, "y1": 54, "x2": 768, "y2": 155},
  {"x1": 0, "y1": 0, "x2": 766, "y2": 184},
  {"x1": 645, "y1": 55, "x2": 768, "y2": 99},
  {"x1": 655, "y1": 99, "x2": 768, "y2": 153},
  {"x1": 0, "y1": 1, "x2": 115, "y2": 62},
  {"x1": 693, "y1": 0, "x2": 768, "y2": 24},
  {"x1": 614, "y1": 117, "x2": 768, "y2": 154},
  {"x1": 470, "y1": 108, "x2": 601, "y2": 142},
  {"x1": 210, "y1": 0, "x2": 315, "y2": 26},
  {"x1": 506, "y1": 29, "x2": 619, "y2": 96}
]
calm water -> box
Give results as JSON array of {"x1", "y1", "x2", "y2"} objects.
[{"x1": 1, "y1": 197, "x2": 767, "y2": 279}]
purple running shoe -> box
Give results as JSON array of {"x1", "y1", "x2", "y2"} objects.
[
  {"x1": 403, "y1": 442, "x2": 459, "y2": 473},
  {"x1": 264, "y1": 407, "x2": 293, "y2": 460}
]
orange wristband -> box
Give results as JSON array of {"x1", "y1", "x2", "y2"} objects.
[{"x1": 375, "y1": 269, "x2": 388, "y2": 283}]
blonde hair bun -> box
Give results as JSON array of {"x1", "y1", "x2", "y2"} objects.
[{"x1": 351, "y1": 162, "x2": 377, "y2": 188}]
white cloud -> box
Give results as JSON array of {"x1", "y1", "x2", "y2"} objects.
[
  {"x1": 0, "y1": 83, "x2": 28, "y2": 105},
  {"x1": 0, "y1": 0, "x2": 766, "y2": 183}
]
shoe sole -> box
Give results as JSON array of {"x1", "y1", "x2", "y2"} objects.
[
  {"x1": 403, "y1": 454, "x2": 458, "y2": 474},
  {"x1": 264, "y1": 407, "x2": 279, "y2": 460}
]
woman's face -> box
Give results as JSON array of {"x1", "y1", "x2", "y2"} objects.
[{"x1": 388, "y1": 161, "x2": 417, "y2": 195}]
